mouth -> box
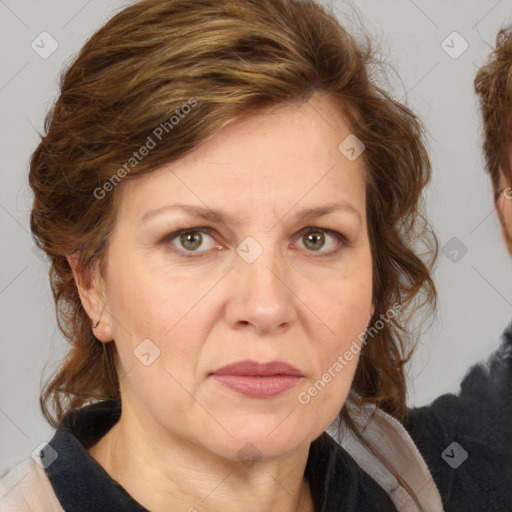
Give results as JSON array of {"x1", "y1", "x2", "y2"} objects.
[{"x1": 209, "y1": 360, "x2": 304, "y2": 398}]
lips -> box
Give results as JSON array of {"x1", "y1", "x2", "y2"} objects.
[
  {"x1": 210, "y1": 360, "x2": 303, "y2": 398},
  {"x1": 211, "y1": 360, "x2": 303, "y2": 377}
]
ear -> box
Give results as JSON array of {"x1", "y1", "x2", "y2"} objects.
[
  {"x1": 496, "y1": 168, "x2": 511, "y2": 200},
  {"x1": 496, "y1": 168, "x2": 512, "y2": 256},
  {"x1": 67, "y1": 252, "x2": 113, "y2": 343},
  {"x1": 367, "y1": 303, "x2": 375, "y2": 326}
]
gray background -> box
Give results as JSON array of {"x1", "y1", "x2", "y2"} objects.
[{"x1": 1, "y1": 0, "x2": 512, "y2": 474}]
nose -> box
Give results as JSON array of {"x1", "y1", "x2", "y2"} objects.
[{"x1": 223, "y1": 238, "x2": 297, "y2": 337}]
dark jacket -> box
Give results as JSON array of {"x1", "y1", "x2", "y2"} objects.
[{"x1": 403, "y1": 322, "x2": 512, "y2": 511}]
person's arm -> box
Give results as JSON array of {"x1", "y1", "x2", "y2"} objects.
[{"x1": 403, "y1": 323, "x2": 512, "y2": 511}]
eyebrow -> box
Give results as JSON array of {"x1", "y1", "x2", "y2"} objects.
[{"x1": 140, "y1": 201, "x2": 362, "y2": 225}]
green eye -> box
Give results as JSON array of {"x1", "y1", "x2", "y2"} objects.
[{"x1": 162, "y1": 226, "x2": 347, "y2": 259}]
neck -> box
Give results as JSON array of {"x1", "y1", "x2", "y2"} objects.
[{"x1": 88, "y1": 404, "x2": 315, "y2": 512}]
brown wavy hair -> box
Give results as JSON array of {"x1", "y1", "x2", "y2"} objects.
[
  {"x1": 29, "y1": 0, "x2": 437, "y2": 429},
  {"x1": 474, "y1": 26, "x2": 512, "y2": 199}
]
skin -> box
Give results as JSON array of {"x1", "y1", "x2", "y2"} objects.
[
  {"x1": 70, "y1": 92, "x2": 374, "y2": 512},
  {"x1": 496, "y1": 164, "x2": 512, "y2": 255}
]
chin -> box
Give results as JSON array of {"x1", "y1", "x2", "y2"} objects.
[{"x1": 205, "y1": 424, "x2": 311, "y2": 464}]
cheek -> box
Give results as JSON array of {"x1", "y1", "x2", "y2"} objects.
[
  {"x1": 106, "y1": 254, "x2": 203, "y2": 337},
  {"x1": 294, "y1": 257, "x2": 372, "y2": 414},
  {"x1": 106, "y1": 265, "x2": 207, "y2": 408},
  {"x1": 316, "y1": 255, "x2": 373, "y2": 347},
  {"x1": 316, "y1": 285, "x2": 371, "y2": 385},
  {"x1": 104, "y1": 258, "x2": 211, "y2": 389}
]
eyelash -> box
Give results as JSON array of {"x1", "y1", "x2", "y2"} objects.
[{"x1": 161, "y1": 226, "x2": 348, "y2": 259}]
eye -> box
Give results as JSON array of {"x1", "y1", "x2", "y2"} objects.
[
  {"x1": 161, "y1": 226, "x2": 347, "y2": 258},
  {"x1": 164, "y1": 227, "x2": 219, "y2": 256},
  {"x1": 294, "y1": 227, "x2": 346, "y2": 256}
]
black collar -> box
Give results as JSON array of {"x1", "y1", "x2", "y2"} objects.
[{"x1": 44, "y1": 399, "x2": 397, "y2": 511}]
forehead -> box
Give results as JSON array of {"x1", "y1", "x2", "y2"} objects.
[{"x1": 116, "y1": 93, "x2": 367, "y2": 224}]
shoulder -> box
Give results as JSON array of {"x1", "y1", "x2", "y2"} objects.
[
  {"x1": 405, "y1": 322, "x2": 512, "y2": 436},
  {"x1": 403, "y1": 323, "x2": 512, "y2": 510},
  {"x1": 0, "y1": 458, "x2": 64, "y2": 512}
]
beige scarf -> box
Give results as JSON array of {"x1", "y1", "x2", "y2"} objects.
[{"x1": 329, "y1": 397, "x2": 445, "y2": 512}]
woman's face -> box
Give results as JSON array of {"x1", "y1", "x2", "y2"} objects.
[{"x1": 93, "y1": 93, "x2": 373, "y2": 461}]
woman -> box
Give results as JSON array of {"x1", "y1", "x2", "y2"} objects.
[{"x1": 0, "y1": 0, "x2": 509, "y2": 511}]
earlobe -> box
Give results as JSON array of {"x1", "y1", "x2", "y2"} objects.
[
  {"x1": 67, "y1": 253, "x2": 113, "y2": 343},
  {"x1": 367, "y1": 303, "x2": 375, "y2": 324}
]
